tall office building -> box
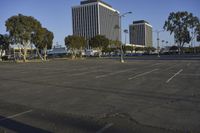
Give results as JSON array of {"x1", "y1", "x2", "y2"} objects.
[
  {"x1": 72, "y1": 0, "x2": 120, "y2": 42},
  {"x1": 129, "y1": 20, "x2": 153, "y2": 47}
]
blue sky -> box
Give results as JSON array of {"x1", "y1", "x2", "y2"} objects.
[{"x1": 0, "y1": 0, "x2": 199, "y2": 47}]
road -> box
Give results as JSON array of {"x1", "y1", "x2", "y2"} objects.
[{"x1": 0, "y1": 58, "x2": 200, "y2": 133}]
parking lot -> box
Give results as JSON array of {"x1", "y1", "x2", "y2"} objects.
[{"x1": 0, "y1": 57, "x2": 200, "y2": 133}]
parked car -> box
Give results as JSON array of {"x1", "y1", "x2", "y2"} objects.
[{"x1": 1, "y1": 55, "x2": 15, "y2": 61}]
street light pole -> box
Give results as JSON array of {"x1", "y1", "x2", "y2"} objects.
[
  {"x1": 124, "y1": 29, "x2": 128, "y2": 45},
  {"x1": 155, "y1": 30, "x2": 164, "y2": 57},
  {"x1": 165, "y1": 41, "x2": 168, "y2": 47},
  {"x1": 119, "y1": 12, "x2": 132, "y2": 63},
  {"x1": 161, "y1": 40, "x2": 165, "y2": 48},
  {"x1": 119, "y1": 15, "x2": 124, "y2": 63},
  {"x1": 123, "y1": 29, "x2": 128, "y2": 58}
]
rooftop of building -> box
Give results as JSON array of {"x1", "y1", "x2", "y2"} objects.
[
  {"x1": 132, "y1": 20, "x2": 150, "y2": 24},
  {"x1": 80, "y1": 0, "x2": 112, "y2": 7}
]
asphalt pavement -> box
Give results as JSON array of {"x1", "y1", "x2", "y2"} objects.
[{"x1": 0, "y1": 57, "x2": 200, "y2": 133}]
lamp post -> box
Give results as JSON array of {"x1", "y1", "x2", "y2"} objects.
[
  {"x1": 155, "y1": 30, "x2": 164, "y2": 57},
  {"x1": 124, "y1": 29, "x2": 128, "y2": 45},
  {"x1": 165, "y1": 41, "x2": 168, "y2": 47},
  {"x1": 119, "y1": 11, "x2": 132, "y2": 63},
  {"x1": 161, "y1": 40, "x2": 165, "y2": 54},
  {"x1": 161, "y1": 40, "x2": 165, "y2": 48},
  {"x1": 124, "y1": 29, "x2": 128, "y2": 55}
]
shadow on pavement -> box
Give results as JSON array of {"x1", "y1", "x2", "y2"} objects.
[{"x1": 0, "y1": 116, "x2": 52, "y2": 133}]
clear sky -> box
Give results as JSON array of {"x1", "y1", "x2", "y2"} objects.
[{"x1": 0, "y1": 0, "x2": 199, "y2": 47}]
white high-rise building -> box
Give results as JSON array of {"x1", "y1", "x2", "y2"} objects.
[{"x1": 72, "y1": 0, "x2": 120, "y2": 41}]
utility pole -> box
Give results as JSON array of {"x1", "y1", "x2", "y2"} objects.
[
  {"x1": 155, "y1": 30, "x2": 164, "y2": 57},
  {"x1": 119, "y1": 12, "x2": 132, "y2": 63}
]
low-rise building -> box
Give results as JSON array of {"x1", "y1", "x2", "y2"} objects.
[{"x1": 47, "y1": 45, "x2": 67, "y2": 57}]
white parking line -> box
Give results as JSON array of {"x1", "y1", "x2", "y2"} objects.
[
  {"x1": 70, "y1": 70, "x2": 101, "y2": 76},
  {"x1": 96, "y1": 68, "x2": 135, "y2": 78},
  {"x1": 150, "y1": 63, "x2": 161, "y2": 67},
  {"x1": 96, "y1": 123, "x2": 113, "y2": 133},
  {"x1": 0, "y1": 110, "x2": 33, "y2": 122},
  {"x1": 95, "y1": 63, "x2": 162, "y2": 79},
  {"x1": 70, "y1": 66, "x2": 102, "y2": 72},
  {"x1": 128, "y1": 69, "x2": 159, "y2": 80},
  {"x1": 166, "y1": 69, "x2": 183, "y2": 83}
]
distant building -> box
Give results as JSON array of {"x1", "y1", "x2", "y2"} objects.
[
  {"x1": 129, "y1": 20, "x2": 153, "y2": 47},
  {"x1": 125, "y1": 43, "x2": 145, "y2": 48},
  {"x1": 6, "y1": 43, "x2": 37, "y2": 60},
  {"x1": 72, "y1": 0, "x2": 120, "y2": 43},
  {"x1": 9, "y1": 43, "x2": 36, "y2": 50},
  {"x1": 47, "y1": 45, "x2": 67, "y2": 56}
]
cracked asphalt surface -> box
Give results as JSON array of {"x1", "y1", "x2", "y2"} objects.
[{"x1": 0, "y1": 57, "x2": 200, "y2": 133}]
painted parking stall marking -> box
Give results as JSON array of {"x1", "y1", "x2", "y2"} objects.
[
  {"x1": 96, "y1": 68, "x2": 136, "y2": 78},
  {"x1": 128, "y1": 69, "x2": 159, "y2": 80},
  {"x1": 166, "y1": 69, "x2": 183, "y2": 83},
  {"x1": 0, "y1": 110, "x2": 33, "y2": 122},
  {"x1": 96, "y1": 123, "x2": 113, "y2": 133},
  {"x1": 70, "y1": 70, "x2": 102, "y2": 76}
]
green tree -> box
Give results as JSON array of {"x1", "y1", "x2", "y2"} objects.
[
  {"x1": 0, "y1": 34, "x2": 10, "y2": 59},
  {"x1": 78, "y1": 36, "x2": 86, "y2": 58},
  {"x1": 163, "y1": 11, "x2": 199, "y2": 54},
  {"x1": 135, "y1": 47, "x2": 144, "y2": 53},
  {"x1": 41, "y1": 28, "x2": 54, "y2": 60},
  {"x1": 108, "y1": 40, "x2": 121, "y2": 54},
  {"x1": 5, "y1": 14, "x2": 41, "y2": 62},
  {"x1": 144, "y1": 47, "x2": 156, "y2": 54},
  {"x1": 65, "y1": 35, "x2": 86, "y2": 59},
  {"x1": 111, "y1": 40, "x2": 121, "y2": 49},
  {"x1": 31, "y1": 27, "x2": 45, "y2": 60},
  {"x1": 123, "y1": 46, "x2": 136, "y2": 54},
  {"x1": 89, "y1": 35, "x2": 109, "y2": 57}
]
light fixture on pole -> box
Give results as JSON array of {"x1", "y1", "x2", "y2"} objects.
[
  {"x1": 165, "y1": 41, "x2": 168, "y2": 46},
  {"x1": 161, "y1": 40, "x2": 165, "y2": 48},
  {"x1": 119, "y1": 11, "x2": 132, "y2": 63},
  {"x1": 155, "y1": 30, "x2": 164, "y2": 57},
  {"x1": 124, "y1": 29, "x2": 129, "y2": 55}
]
